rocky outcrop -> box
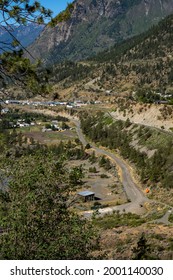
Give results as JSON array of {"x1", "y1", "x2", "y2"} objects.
[{"x1": 27, "y1": 0, "x2": 173, "y2": 64}]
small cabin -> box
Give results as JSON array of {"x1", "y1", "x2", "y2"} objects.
[{"x1": 78, "y1": 191, "x2": 95, "y2": 202}]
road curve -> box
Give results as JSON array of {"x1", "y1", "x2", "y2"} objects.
[{"x1": 73, "y1": 119, "x2": 149, "y2": 217}]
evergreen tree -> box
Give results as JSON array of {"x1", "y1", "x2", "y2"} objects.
[
  {"x1": 0, "y1": 153, "x2": 97, "y2": 259},
  {"x1": 0, "y1": 1, "x2": 55, "y2": 96},
  {"x1": 132, "y1": 233, "x2": 151, "y2": 260}
]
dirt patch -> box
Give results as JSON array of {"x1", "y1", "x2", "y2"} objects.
[
  {"x1": 111, "y1": 103, "x2": 173, "y2": 132},
  {"x1": 67, "y1": 159, "x2": 127, "y2": 209}
]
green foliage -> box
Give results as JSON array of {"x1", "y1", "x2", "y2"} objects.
[
  {"x1": 99, "y1": 156, "x2": 107, "y2": 167},
  {"x1": 69, "y1": 165, "x2": 84, "y2": 186},
  {"x1": 92, "y1": 14, "x2": 173, "y2": 63},
  {"x1": 85, "y1": 143, "x2": 91, "y2": 149},
  {"x1": 89, "y1": 151, "x2": 97, "y2": 163},
  {"x1": 121, "y1": 0, "x2": 142, "y2": 9},
  {"x1": 89, "y1": 166, "x2": 97, "y2": 173},
  {"x1": 80, "y1": 112, "x2": 173, "y2": 189},
  {"x1": 132, "y1": 233, "x2": 152, "y2": 260},
  {"x1": 135, "y1": 88, "x2": 162, "y2": 103},
  {"x1": 98, "y1": 155, "x2": 111, "y2": 170},
  {"x1": 93, "y1": 212, "x2": 145, "y2": 230},
  {"x1": 51, "y1": 3, "x2": 74, "y2": 25},
  {"x1": 43, "y1": 0, "x2": 172, "y2": 64},
  {"x1": 61, "y1": 122, "x2": 70, "y2": 130},
  {"x1": 0, "y1": 1, "x2": 53, "y2": 94},
  {"x1": 50, "y1": 61, "x2": 93, "y2": 88},
  {"x1": 0, "y1": 43, "x2": 52, "y2": 95},
  {"x1": 0, "y1": 1, "x2": 52, "y2": 26},
  {"x1": 1, "y1": 110, "x2": 68, "y2": 124},
  {"x1": 45, "y1": 123, "x2": 52, "y2": 129},
  {"x1": 85, "y1": 13, "x2": 173, "y2": 93},
  {"x1": 0, "y1": 149, "x2": 97, "y2": 259},
  {"x1": 100, "y1": 174, "x2": 109, "y2": 178},
  {"x1": 168, "y1": 213, "x2": 173, "y2": 223}
]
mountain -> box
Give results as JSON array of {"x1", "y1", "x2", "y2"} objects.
[
  {"x1": 27, "y1": 0, "x2": 173, "y2": 64},
  {"x1": 47, "y1": 13, "x2": 173, "y2": 102},
  {"x1": 89, "y1": 13, "x2": 173, "y2": 95},
  {"x1": 0, "y1": 23, "x2": 44, "y2": 52}
]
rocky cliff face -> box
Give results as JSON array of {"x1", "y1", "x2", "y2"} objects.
[{"x1": 27, "y1": 0, "x2": 173, "y2": 64}]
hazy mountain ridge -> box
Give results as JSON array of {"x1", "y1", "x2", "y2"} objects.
[{"x1": 0, "y1": 23, "x2": 44, "y2": 52}]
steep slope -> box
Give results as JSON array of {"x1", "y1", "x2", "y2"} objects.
[
  {"x1": 27, "y1": 0, "x2": 173, "y2": 64},
  {"x1": 90, "y1": 13, "x2": 173, "y2": 95},
  {"x1": 47, "y1": 13, "x2": 173, "y2": 102}
]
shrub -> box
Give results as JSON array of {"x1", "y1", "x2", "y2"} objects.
[
  {"x1": 100, "y1": 174, "x2": 109, "y2": 178},
  {"x1": 89, "y1": 166, "x2": 97, "y2": 173},
  {"x1": 85, "y1": 143, "x2": 91, "y2": 149}
]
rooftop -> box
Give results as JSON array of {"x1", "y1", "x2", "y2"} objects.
[{"x1": 78, "y1": 191, "x2": 95, "y2": 197}]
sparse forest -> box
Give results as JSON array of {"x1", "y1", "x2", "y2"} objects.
[
  {"x1": 0, "y1": 114, "x2": 99, "y2": 259},
  {"x1": 80, "y1": 112, "x2": 173, "y2": 190}
]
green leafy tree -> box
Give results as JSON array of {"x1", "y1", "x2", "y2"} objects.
[
  {"x1": 69, "y1": 165, "x2": 84, "y2": 186},
  {"x1": 0, "y1": 154, "x2": 97, "y2": 259}
]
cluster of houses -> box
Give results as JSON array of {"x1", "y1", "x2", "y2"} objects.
[
  {"x1": 9, "y1": 119, "x2": 36, "y2": 128},
  {"x1": 5, "y1": 117, "x2": 71, "y2": 131},
  {"x1": 3, "y1": 99, "x2": 102, "y2": 108},
  {"x1": 42, "y1": 120, "x2": 73, "y2": 132},
  {"x1": 4, "y1": 100, "x2": 66, "y2": 106},
  {"x1": 42, "y1": 120, "x2": 64, "y2": 132},
  {"x1": 4, "y1": 99, "x2": 86, "y2": 107},
  {"x1": 16, "y1": 120, "x2": 36, "y2": 128}
]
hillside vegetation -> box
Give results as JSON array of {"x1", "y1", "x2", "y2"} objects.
[
  {"x1": 90, "y1": 14, "x2": 173, "y2": 94},
  {"x1": 8, "y1": 11, "x2": 173, "y2": 101},
  {"x1": 47, "y1": 13, "x2": 173, "y2": 101},
  {"x1": 80, "y1": 111, "x2": 173, "y2": 205},
  {"x1": 27, "y1": 0, "x2": 173, "y2": 64}
]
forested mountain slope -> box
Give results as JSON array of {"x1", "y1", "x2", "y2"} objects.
[
  {"x1": 90, "y1": 13, "x2": 173, "y2": 94},
  {"x1": 45, "y1": 13, "x2": 173, "y2": 101},
  {"x1": 27, "y1": 0, "x2": 173, "y2": 64}
]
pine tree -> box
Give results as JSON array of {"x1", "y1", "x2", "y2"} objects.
[
  {"x1": 0, "y1": 1, "x2": 53, "y2": 95},
  {"x1": 132, "y1": 232, "x2": 151, "y2": 260},
  {"x1": 0, "y1": 153, "x2": 97, "y2": 259}
]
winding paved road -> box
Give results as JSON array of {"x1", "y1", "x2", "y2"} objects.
[{"x1": 73, "y1": 118, "x2": 149, "y2": 217}]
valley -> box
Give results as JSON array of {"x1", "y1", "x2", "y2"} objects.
[
  {"x1": 2, "y1": 101, "x2": 173, "y2": 211},
  {"x1": 1, "y1": 94, "x2": 173, "y2": 259},
  {"x1": 1, "y1": 0, "x2": 173, "y2": 261}
]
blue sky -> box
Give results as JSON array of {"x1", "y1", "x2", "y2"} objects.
[
  {"x1": 0, "y1": 1, "x2": 72, "y2": 25},
  {"x1": 39, "y1": 1, "x2": 72, "y2": 16}
]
